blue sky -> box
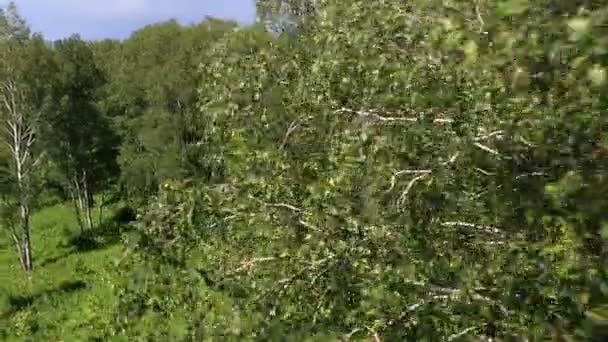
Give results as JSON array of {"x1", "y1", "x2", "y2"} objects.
[{"x1": 3, "y1": 0, "x2": 256, "y2": 40}]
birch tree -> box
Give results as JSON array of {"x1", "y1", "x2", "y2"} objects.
[
  {"x1": 0, "y1": 3, "x2": 57, "y2": 272},
  {"x1": 0, "y1": 77, "x2": 39, "y2": 271},
  {"x1": 0, "y1": 0, "x2": 42, "y2": 272}
]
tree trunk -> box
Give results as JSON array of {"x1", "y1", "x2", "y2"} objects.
[
  {"x1": 16, "y1": 139, "x2": 33, "y2": 272},
  {"x1": 71, "y1": 177, "x2": 84, "y2": 233},
  {"x1": 82, "y1": 170, "x2": 93, "y2": 230},
  {"x1": 20, "y1": 212, "x2": 32, "y2": 271},
  {"x1": 98, "y1": 192, "x2": 104, "y2": 227},
  {"x1": 16, "y1": 160, "x2": 33, "y2": 272},
  {"x1": 2, "y1": 79, "x2": 38, "y2": 273},
  {"x1": 10, "y1": 229, "x2": 26, "y2": 271}
]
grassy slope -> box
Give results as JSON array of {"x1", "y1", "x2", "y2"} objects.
[{"x1": 0, "y1": 202, "x2": 123, "y2": 341}]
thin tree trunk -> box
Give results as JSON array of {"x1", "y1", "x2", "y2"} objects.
[
  {"x1": 82, "y1": 170, "x2": 93, "y2": 230},
  {"x1": 10, "y1": 229, "x2": 26, "y2": 271},
  {"x1": 21, "y1": 212, "x2": 32, "y2": 271},
  {"x1": 2, "y1": 79, "x2": 38, "y2": 272},
  {"x1": 71, "y1": 176, "x2": 84, "y2": 232},
  {"x1": 16, "y1": 160, "x2": 33, "y2": 271},
  {"x1": 98, "y1": 192, "x2": 104, "y2": 227},
  {"x1": 15, "y1": 137, "x2": 33, "y2": 272}
]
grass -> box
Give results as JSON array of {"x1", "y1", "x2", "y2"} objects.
[{"x1": 0, "y1": 201, "x2": 127, "y2": 341}]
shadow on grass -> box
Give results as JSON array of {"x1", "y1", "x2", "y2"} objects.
[
  {"x1": 39, "y1": 252, "x2": 72, "y2": 268},
  {"x1": 1, "y1": 280, "x2": 87, "y2": 319},
  {"x1": 66, "y1": 223, "x2": 122, "y2": 252},
  {"x1": 40, "y1": 206, "x2": 136, "y2": 267}
]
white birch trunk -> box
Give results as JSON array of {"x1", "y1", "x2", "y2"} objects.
[{"x1": 1, "y1": 79, "x2": 37, "y2": 272}]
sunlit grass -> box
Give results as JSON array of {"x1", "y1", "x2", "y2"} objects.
[{"x1": 0, "y1": 200, "x2": 123, "y2": 340}]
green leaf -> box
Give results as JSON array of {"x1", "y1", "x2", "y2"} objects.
[
  {"x1": 588, "y1": 64, "x2": 606, "y2": 86},
  {"x1": 497, "y1": 0, "x2": 530, "y2": 16},
  {"x1": 567, "y1": 17, "x2": 591, "y2": 41}
]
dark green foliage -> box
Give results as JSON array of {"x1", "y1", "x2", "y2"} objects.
[{"x1": 96, "y1": 19, "x2": 238, "y2": 201}]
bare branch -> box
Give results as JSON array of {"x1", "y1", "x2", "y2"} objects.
[
  {"x1": 207, "y1": 214, "x2": 238, "y2": 229},
  {"x1": 298, "y1": 219, "x2": 319, "y2": 231},
  {"x1": 517, "y1": 135, "x2": 537, "y2": 148},
  {"x1": 397, "y1": 173, "x2": 430, "y2": 207},
  {"x1": 387, "y1": 169, "x2": 432, "y2": 193},
  {"x1": 474, "y1": 167, "x2": 495, "y2": 176},
  {"x1": 280, "y1": 115, "x2": 312, "y2": 149},
  {"x1": 474, "y1": 130, "x2": 504, "y2": 141},
  {"x1": 345, "y1": 328, "x2": 363, "y2": 340},
  {"x1": 441, "y1": 152, "x2": 461, "y2": 165},
  {"x1": 233, "y1": 256, "x2": 278, "y2": 273},
  {"x1": 475, "y1": 0, "x2": 485, "y2": 34},
  {"x1": 473, "y1": 142, "x2": 505, "y2": 158},
  {"x1": 265, "y1": 202, "x2": 303, "y2": 212},
  {"x1": 251, "y1": 196, "x2": 303, "y2": 212},
  {"x1": 365, "y1": 326, "x2": 382, "y2": 342},
  {"x1": 334, "y1": 107, "x2": 453, "y2": 124},
  {"x1": 515, "y1": 172, "x2": 546, "y2": 180},
  {"x1": 447, "y1": 326, "x2": 478, "y2": 341},
  {"x1": 441, "y1": 221, "x2": 503, "y2": 236}
]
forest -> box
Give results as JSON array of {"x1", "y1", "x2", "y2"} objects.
[{"x1": 1, "y1": 0, "x2": 608, "y2": 340}]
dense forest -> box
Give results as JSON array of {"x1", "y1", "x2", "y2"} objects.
[{"x1": 1, "y1": 0, "x2": 608, "y2": 340}]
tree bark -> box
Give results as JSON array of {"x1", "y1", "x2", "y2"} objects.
[
  {"x1": 82, "y1": 170, "x2": 93, "y2": 230},
  {"x1": 2, "y1": 79, "x2": 36, "y2": 272},
  {"x1": 71, "y1": 176, "x2": 84, "y2": 233},
  {"x1": 98, "y1": 192, "x2": 104, "y2": 227},
  {"x1": 20, "y1": 212, "x2": 32, "y2": 271}
]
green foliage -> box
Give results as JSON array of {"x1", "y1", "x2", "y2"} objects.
[
  {"x1": 116, "y1": 0, "x2": 608, "y2": 340},
  {"x1": 2, "y1": 0, "x2": 608, "y2": 341},
  {"x1": 46, "y1": 34, "x2": 120, "y2": 194},
  {"x1": 94, "y1": 19, "x2": 238, "y2": 201},
  {"x1": 19, "y1": 34, "x2": 122, "y2": 233}
]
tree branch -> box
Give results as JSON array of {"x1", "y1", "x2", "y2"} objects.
[{"x1": 334, "y1": 107, "x2": 453, "y2": 124}]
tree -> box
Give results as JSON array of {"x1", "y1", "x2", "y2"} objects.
[
  {"x1": 0, "y1": 4, "x2": 52, "y2": 272},
  {"x1": 256, "y1": 0, "x2": 319, "y2": 35},
  {"x1": 91, "y1": 19, "x2": 237, "y2": 202},
  {"x1": 0, "y1": 40, "x2": 47, "y2": 273},
  {"x1": 46, "y1": 35, "x2": 119, "y2": 231},
  {"x1": 0, "y1": 1, "x2": 30, "y2": 42},
  {"x1": 0, "y1": 77, "x2": 37, "y2": 272},
  {"x1": 114, "y1": 0, "x2": 608, "y2": 340}
]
